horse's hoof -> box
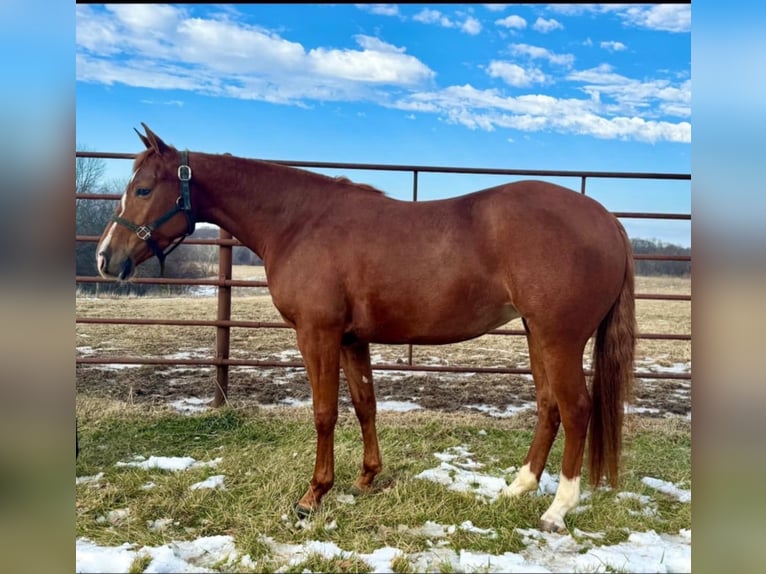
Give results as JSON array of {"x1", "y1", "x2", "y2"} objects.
[
  {"x1": 350, "y1": 483, "x2": 373, "y2": 496},
  {"x1": 539, "y1": 518, "x2": 567, "y2": 533},
  {"x1": 294, "y1": 504, "x2": 313, "y2": 520}
]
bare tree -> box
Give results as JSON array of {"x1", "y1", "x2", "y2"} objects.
[
  {"x1": 76, "y1": 145, "x2": 106, "y2": 195},
  {"x1": 75, "y1": 148, "x2": 122, "y2": 280}
]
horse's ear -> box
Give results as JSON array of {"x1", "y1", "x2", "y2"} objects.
[
  {"x1": 134, "y1": 127, "x2": 151, "y2": 149},
  {"x1": 139, "y1": 123, "x2": 170, "y2": 155}
]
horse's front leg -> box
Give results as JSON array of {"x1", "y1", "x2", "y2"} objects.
[{"x1": 294, "y1": 326, "x2": 341, "y2": 518}]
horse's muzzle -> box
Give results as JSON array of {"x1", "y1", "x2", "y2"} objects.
[{"x1": 97, "y1": 250, "x2": 134, "y2": 281}]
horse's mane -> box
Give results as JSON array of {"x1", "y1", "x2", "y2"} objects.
[
  {"x1": 330, "y1": 176, "x2": 384, "y2": 195},
  {"x1": 133, "y1": 147, "x2": 385, "y2": 196}
]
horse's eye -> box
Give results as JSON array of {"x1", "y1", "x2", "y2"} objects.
[{"x1": 136, "y1": 188, "x2": 152, "y2": 197}]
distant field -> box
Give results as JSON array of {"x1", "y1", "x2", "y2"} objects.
[{"x1": 76, "y1": 270, "x2": 690, "y2": 418}]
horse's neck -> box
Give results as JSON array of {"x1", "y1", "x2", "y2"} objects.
[{"x1": 192, "y1": 153, "x2": 331, "y2": 260}]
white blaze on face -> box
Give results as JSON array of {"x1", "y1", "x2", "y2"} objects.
[{"x1": 96, "y1": 171, "x2": 133, "y2": 266}]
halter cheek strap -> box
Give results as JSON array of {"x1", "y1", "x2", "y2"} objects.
[{"x1": 111, "y1": 150, "x2": 196, "y2": 276}]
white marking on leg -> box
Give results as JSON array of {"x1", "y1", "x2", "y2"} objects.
[
  {"x1": 502, "y1": 462, "x2": 538, "y2": 497},
  {"x1": 362, "y1": 375, "x2": 370, "y2": 384},
  {"x1": 540, "y1": 473, "x2": 580, "y2": 531}
]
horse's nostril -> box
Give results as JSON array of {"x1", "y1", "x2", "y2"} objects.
[
  {"x1": 117, "y1": 258, "x2": 133, "y2": 281},
  {"x1": 97, "y1": 251, "x2": 108, "y2": 272}
]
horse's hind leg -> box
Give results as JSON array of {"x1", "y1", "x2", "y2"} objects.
[
  {"x1": 503, "y1": 320, "x2": 561, "y2": 497},
  {"x1": 538, "y1": 340, "x2": 591, "y2": 532},
  {"x1": 340, "y1": 340, "x2": 382, "y2": 493}
]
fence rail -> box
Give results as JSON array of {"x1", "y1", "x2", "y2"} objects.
[{"x1": 76, "y1": 152, "x2": 691, "y2": 405}]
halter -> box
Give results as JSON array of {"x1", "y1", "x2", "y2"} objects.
[{"x1": 110, "y1": 150, "x2": 196, "y2": 276}]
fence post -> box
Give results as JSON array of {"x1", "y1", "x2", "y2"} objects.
[
  {"x1": 408, "y1": 170, "x2": 419, "y2": 366},
  {"x1": 213, "y1": 228, "x2": 233, "y2": 407}
]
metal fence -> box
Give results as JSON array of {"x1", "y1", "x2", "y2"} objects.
[{"x1": 75, "y1": 151, "x2": 691, "y2": 406}]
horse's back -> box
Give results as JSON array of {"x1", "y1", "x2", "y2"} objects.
[{"x1": 269, "y1": 179, "x2": 629, "y2": 345}]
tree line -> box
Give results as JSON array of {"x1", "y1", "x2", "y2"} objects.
[
  {"x1": 76, "y1": 153, "x2": 689, "y2": 295},
  {"x1": 631, "y1": 238, "x2": 690, "y2": 277}
]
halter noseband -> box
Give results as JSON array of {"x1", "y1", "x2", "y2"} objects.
[{"x1": 111, "y1": 150, "x2": 196, "y2": 276}]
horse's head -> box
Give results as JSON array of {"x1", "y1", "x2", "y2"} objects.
[{"x1": 97, "y1": 124, "x2": 195, "y2": 280}]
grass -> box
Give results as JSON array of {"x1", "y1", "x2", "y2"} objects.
[
  {"x1": 76, "y1": 397, "x2": 691, "y2": 572},
  {"x1": 76, "y1": 272, "x2": 690, "y2": 571}
]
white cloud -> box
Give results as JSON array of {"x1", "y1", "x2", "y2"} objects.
[
  {"x1": 413, "y1": 8, "x2": 451, "y2": 26},
  {"x1": 389, "y1": 80, "x2": 690, "y2": 143},
  {"x1": 461, "y1": 17, "x2": 482, "y2": 36},
  {"x1": 546, "y1": 4, "x2": 690, "y2": 33},
  {"x1": 140, "y1": 99, "x2": 184, "y2": 107},
  {"x1": 483, "y1": 4, "x2": 510, "y2": 12},
  {"x1": 76, "y1": 53, "x2": 211, "y2": 92},
  {"x1": 620, "y1": 4, "x2": 690, "y2": 33},
  {"x1": 355, "y1": 35, "x2": 404, "y2": 53},
  {"x1": 105, "y1": 4, "x2": 182, "y2": 33},
  {"x1": 509, "y1": 43, "x2": 574, "y2": 66},
  {"x1": 413, "y1": 8, "x2": 482, "y2": 35},
  {"x1": 76, "y1": 5, "x2": 690, "y2": 145},
  {"x1": 76, "y1": 6, "x2": 121, "y2": 55},
  {"x1": 532, "y1": 17, "x2": 563, "y2": 33},
  {"x1": 568, "y1": 65, "x2": 691, "y2": 119},
  {"x1": 568, "y1": 63, "x2": 623, "y2": 85},
  {"x1": 309, "y1": 36, "x2": 434, "y2": 85},
  {"x1": 487, "y1": 61, "x2": 546, "y2": 87},
  {"x1": 355, "y1": 4, "x2": 400, "y2": 17},
  {"x1": 495, "y1": 15, "x2": 526, "y2": 29},
  {"x1": 600, "y1": 41, "x2": 627, "y2": 52},
  {"x1": 175, "y1": 18, "x2": 306, "y2": 74},
  {"x1": 76, "y1": 7, "x2": 435, "y2": 106}
]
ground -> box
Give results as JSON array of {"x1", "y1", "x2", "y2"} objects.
[{"x1": 75, "y1": 360, "x2": 690, "y2": 420}]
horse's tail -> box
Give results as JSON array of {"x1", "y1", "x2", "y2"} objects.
[{"x1": 588, "y1": 220, "x2": 636, "y2": 488}]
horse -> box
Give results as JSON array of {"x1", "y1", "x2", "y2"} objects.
[{"x1": 96, "y1": 124, "x2": 635, "y2": 532}]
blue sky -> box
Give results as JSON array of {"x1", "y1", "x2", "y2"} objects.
[{"x1": 76, "y1": 3, "x2": 691, "y2": 246}]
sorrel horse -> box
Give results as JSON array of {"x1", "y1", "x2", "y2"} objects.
[{"x1": 97, "y1": 124, "x2": 635, "y2": 532}]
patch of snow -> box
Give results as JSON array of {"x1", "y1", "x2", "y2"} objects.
[
  {"x1": 76, "y1": 472, "x2": 104, "y2": 485},
  {"x1": 189, "y1": 475, "x2": 225, "y2": 490},
  {"x1": 168, "y1": 397, "x2": 212, "y2": 415},
  {"x1": 115, "y1": 456, "x2": 221, "y2": 472},
  {"x1": 376, "y1": 400, "x2": 423, "y2": 412},
  {"x1": 642, "y1": 476, "x2": 691, "y2": 503},
  {"x1": 467, "y1": 403, "x2": 535, "y2": 418}
]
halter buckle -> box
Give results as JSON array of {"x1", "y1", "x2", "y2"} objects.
[
  {"x1": 136, "y1": 225, "x2": 153, "y2": 241},
  {"x1": 178, "y1": 164, "x2": 192, "y2": 182}
]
